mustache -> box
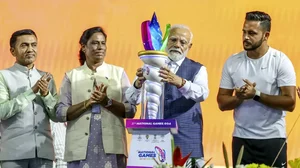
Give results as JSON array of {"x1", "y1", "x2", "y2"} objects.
[
  {"x1": 25, "y1": 53, "x2": 35, "y2": 55},
  {"x1": 168, "y1": 48, "x2": 182, "y2": 53}
]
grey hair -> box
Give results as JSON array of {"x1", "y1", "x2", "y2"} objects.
[{"x1": 169, "y1": 24, "x2": 193, "y2": 43}]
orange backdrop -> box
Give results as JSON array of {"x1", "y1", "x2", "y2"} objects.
[{"x1": 1, "y1": 0, "x2": 300, "y2": 166}]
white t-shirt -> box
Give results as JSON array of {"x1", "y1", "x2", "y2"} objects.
[{"x1": 220, "y1": 47, "x2": 296, "y2": 139}]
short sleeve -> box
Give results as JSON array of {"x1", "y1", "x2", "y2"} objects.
[
  {"x1": 219, "y1": 58, "x2": 234, "y2": 89},
  {"x1": 277, "y1": 54, "x2": 296, "y2": 87}
]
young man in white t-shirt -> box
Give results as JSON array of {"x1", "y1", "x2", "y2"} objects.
[{"x1": 217, "y1": 11, "x2": 296, "y2": 168}]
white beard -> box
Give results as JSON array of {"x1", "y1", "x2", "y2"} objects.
[{"x1": 167, "y1": 49, "x2": 187, "y2": 62}]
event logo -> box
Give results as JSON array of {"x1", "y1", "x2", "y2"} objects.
[
  {"x1": 152, "y1": 134, "x2": 159, "y2": 143},
  {"x1": 160, "y1": 135, "x2": 165, "y2": 142},
  {"x1": 145, "y1": 134, "x2": 150, "y2": 142},
  {"x1": 145, "y1": 66, "x2": 150, "y2": 75},
  {"x1": 138, "y1": 134, "x2": 142, "y2": 141},
  {"x1": 155, "y1": 146, "x2": 166, "y2": 163},
  {"x1": 137, "y1": 150, "x2": 156, "y2": 160}
]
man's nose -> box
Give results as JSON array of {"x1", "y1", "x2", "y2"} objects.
[
  {"x1": 27, "y1": 45, "x2": 34, "y2": 52},
  {"x1": 243, "y1": 34, "x2": 249, "y2": 40},
  {"x1": 173, "y1": 40, "x2": 181, "y2": 48}
]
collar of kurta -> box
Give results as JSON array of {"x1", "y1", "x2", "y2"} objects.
[
  {"x1": 168, "y1": 57, "x2": 186, "y2": 67},
  {"x1": 13, "y1": 62, "x2": 37, "y2": 73},
  {"x1": 82, "y1": 61, "x2": 108, "y2": 74}
]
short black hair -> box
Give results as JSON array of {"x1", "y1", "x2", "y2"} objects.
[
  {"x1": 78, "y1": 26, "x2": 107, "y2": 65},
  {"x1": 10, "y1": 29, "x2": 37, "y2": 48},
  {"x1": 245, "y1": 11, "x2": 271, "y2": 32}
]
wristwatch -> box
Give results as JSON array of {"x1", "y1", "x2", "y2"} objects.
[
  {"x1": 105, "y1": 98, "x2": 113, "y2": 107},
  {"x1": 253, "y1": 90, "x2": 261, "y2": 101}
]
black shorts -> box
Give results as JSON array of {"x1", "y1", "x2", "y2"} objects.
[{"x1": 232, "y1": 137, "x2": 287, "y2": 168}]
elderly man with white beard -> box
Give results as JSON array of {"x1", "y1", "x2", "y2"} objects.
[{"x1": 125, "y1": 24, "x2": 209, "y2": 167}]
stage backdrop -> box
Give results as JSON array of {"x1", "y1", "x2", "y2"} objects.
[{"x1": 1, "y1": 0, "x2": 300, "y2": 166}]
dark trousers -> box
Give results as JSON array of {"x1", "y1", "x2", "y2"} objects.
[
  {"x1": 1, "y1": 158, "x2": 53, "y2": 168},
  {"x1": 232, "y1": 137, "x2": 287, "y2": 168}
]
